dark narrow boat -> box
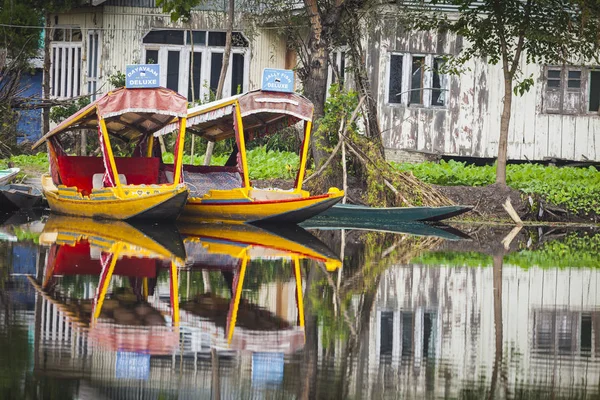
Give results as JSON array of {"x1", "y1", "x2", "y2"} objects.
[
  {"x1": 0, "y1": 184, "x2": 44, "y2": 212},
  {"x1": 310, "y1": 203, "x2": 473, "y2": 223}
]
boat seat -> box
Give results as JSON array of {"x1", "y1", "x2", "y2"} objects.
[
  {"x1": 249, "y1": 188, "x2": 302, "y2": 201},
  {"x1": 165, "y1": 171, "x2": 174, "y2": 183},
  {"x1": 183, "y1": 171, "x2": 242, "y2": 197},
  {"x1": 92, "y1": 173, "x2": 127, "y2": 189}
]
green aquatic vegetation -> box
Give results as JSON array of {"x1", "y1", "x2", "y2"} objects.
[
  {"x1": 412, "y1": 232, "x2": 600, "y2": 269},
  {"x1": 412, "y1": 251, "x2": 493, "y2": 267},
  {"x1": 12, "y1": 228, "x2": 40, "y2": 244},
  {"x1": 392, "y1": 160, "x2": 600, "y2": 215},
  {"x1": 1, "y1": 153, "x2": 49, "y2": 180}
]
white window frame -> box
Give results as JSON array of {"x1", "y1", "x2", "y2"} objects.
[
  {"x1": 86, "y1": 30, "x2": 101, "y2": 100},
  {"x1": 142, "y1": 30, "x2": 250, "y2": 101},
  {"x1": 386, "y1": 52, "x2": 448, "y2": 108},
  {"x1": 327, "y1": 49, "x2": 349, "y2": 92},
  {"x1": 50, "y1": 25, "x2": 83, "y2": 99}
]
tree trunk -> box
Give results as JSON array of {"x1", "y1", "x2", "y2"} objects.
[
  {"x1": 205, "y1": 0, "x2": 234, "y2": 166},
  {"x1": 496, "y1": 74, "x2": 512, "y2": 185},
  {"x1": 489, "y1": 253, "x2": 504, "y2": 400},
  {"x1": 215, "y1": 0, "x2": 234, "y2": 100},
  {"x1": 42, "y1": 13, "x2": 52, "y2": 137}
]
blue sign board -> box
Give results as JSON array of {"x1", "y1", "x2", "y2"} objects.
[
  {"x1": 261, "y1": 68, "x2": 294, "y2": 93},
  {"x1": 125, "y1": 64, "x2": 160, "y2": 89},
  {"x1": 251, "y1": 352, "x2": 284, "y2": 387},
  {"x1": 115, "y1": 351, "x2": 150, "y2": 380}
]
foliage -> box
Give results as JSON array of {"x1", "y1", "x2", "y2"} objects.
[
  {"x1": 163, "y1": 146, "x2": 300, "y2": 180},
  {"x1": 413, "y1": 251, "x2": 493, "y2": 267},
  {"x1": 12, "y1": 227, "x2": 41, "y2": 244},
  {"x1": 392, "y1": 160, "x2": 600, "y2": 215},
  {"x1": 49, "y1": 96, "x2": 91, "y2": 124},
  {"x1": 412, "y1": 232, "x2": 600, "y2": 269},
  {"x1": 107, "y1": 71, "x2": 126, "y2": 88},
  {"x1": 156, "y1": 0, "x2": 202, "y2": 22},
  {"x1": 1, "y1": 152, "x2": 49, "y2": 180}
]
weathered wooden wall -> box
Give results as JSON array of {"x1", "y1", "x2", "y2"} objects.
[
  {"x1": 51, "y1": 6, "x2": 287, "y2": 100},
  {"x1": 371, "y1": 16, "x2": 600, "y2": 162}
]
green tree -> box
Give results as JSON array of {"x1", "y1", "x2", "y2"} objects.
[{"x1": 409, "y1": 0, "x2": 600, "y2": 185}]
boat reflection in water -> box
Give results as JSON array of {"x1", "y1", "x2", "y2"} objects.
[
  {"x1": 27, "y1": 214, "x2": 341, "y2": 393},
  {"x1": 177, "y1": 222, "x2": 341, "y2": 352},
  {"x1": 30, "y1": 215, "x2": 186, "y2": 358}
]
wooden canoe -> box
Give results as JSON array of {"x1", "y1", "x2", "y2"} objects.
[
  {"x1": 310, "y1": 203, "x2": 472, "y2": 223},
  {"x1": 0, "y1": 184, "x2": 44, "y2": 212},
  {"x1": 0, "y1": 167, "x2": 19, "y2": 185}
]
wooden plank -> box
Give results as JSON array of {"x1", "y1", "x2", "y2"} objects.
[
  {"x1": 520, "y1": 63, "x2": 538, "y2": 160},
  {"x1": 533, "y1": 114, "x2": 549, "y2": 160},
  {"x1": 560, "y1": 115, "x2": 576, "y2": 159},
  {"x1": 574, "y1": 117, "x2": 590, "y2": 161},
  {"x1": 547, "y1": 115, "x2": 562, "y2": 158},
  {"x1": 590, "y1": 118, "x2": 600, "y2": 161}
]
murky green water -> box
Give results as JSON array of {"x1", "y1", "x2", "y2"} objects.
[{"x1": 1, "y1": 211, "x2": 599, "y2": 399}]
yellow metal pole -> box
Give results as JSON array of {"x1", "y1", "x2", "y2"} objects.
[
  {"x1": 295, "y1": 120, "x2": 312, "y2": 191},
  {"x1": 172, "y1": 117, "x2": 187, "y2": 186},
  {"x1": 227, "y1": 254, "x2": 248, "y2": 344},
  {"x1": 170, "y1": 260, "x2": 180, "y2": 326},
  {"x1": 293, "y1": 256, "x2": 305, "y2": 328},
  {"x1": 146, "y1": 135, "x2": 154, "y2": 158},
  {"x1": 234, "y1": 104, "x2": 250, "y2": 188},
  {"x1": 142, "y1": 277, "x2": 148, "y2": 301},
  {"x1": 99, "y1": 118, "x2": 124, "y2": 196}
]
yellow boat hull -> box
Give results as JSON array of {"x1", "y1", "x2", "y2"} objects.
[
  {"x1": 182, "y1": 188, "x2": 344, "y2": 223},
  {"x1": 41, "y1": 174, "x2": 188, "y2": 221}
]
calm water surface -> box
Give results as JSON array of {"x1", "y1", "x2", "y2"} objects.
[{"x1": 1, "y1": 211, "x2": 599, "y2": 399}]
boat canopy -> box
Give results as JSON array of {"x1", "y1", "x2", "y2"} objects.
[
  {"x1": 32, "y1": 87, "x2": 188, "y2": 149},
  {"x1": 155, "y1": 90, "x2": 314, "y2": 141}
]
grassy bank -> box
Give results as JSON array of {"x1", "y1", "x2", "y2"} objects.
[{"x1": 392, "y1": 160, "x2": 600, "y2": 216}]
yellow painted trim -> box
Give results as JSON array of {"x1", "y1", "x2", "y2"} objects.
[
  {"x1": 296, "y1": 120, "x2": 312, "y2": 191},
  {"x1": 99, "y1": 118, "x2": 124, "y2": 196},
  {"x1": 234, "y1": 103, "x2": 250, "y2": 188},
  {"x1": 293, "y1": 256, "x2": 305, "y2": 328},
  {"x1": 92, "y1": 244, "x2": 121, "y2": 321},
  {"x1": 171, "y1": 260, "x2": 180, "y2": 326},
  {"x1": 146, "y1": 135, "x2": 154, "y2": 158},
  {"x1": 173, "y1": 117, "x2": 187, "y2": 185},
  {"x1": 228, "y1": 254, "x2": 248, "y2": 344}
]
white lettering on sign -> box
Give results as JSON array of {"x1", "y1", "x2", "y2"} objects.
[
  {"x1": 126, "y1": 66, "x2": 159, "y2": 78},
  {"x1": 129, "y1": 79, "x2": 158, "y2": 86}
]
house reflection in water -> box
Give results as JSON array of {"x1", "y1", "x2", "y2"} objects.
[{"x1": 361, "y1": 264, "x2": 600, "y2": 398}]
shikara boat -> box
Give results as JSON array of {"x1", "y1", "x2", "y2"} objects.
[
  {"x1": 173, "y1": 222, "x2": 342, "y2": 349},
  {"x1": 0, "y1": 184, "x2": 43, "y2": 212},
  {"x1": 31, "y1": 87, "x2": 190, "y2": 221},
  {"x1": 159, "y1": 90, "x2": 344, "y2": 223},
  {"x1": 318, "y1": 203, "x2": 472, "y2": 222},
  {"x1": 0, "y1": 167, "x2": 19, "y2": 185},
  {"x1": 30, "y1": 215, "x2": 185, "y2": 354}
]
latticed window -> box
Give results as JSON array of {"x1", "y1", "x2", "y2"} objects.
[{"x1": 50, "y1": 27, "x2": 83, "y2": 99}]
